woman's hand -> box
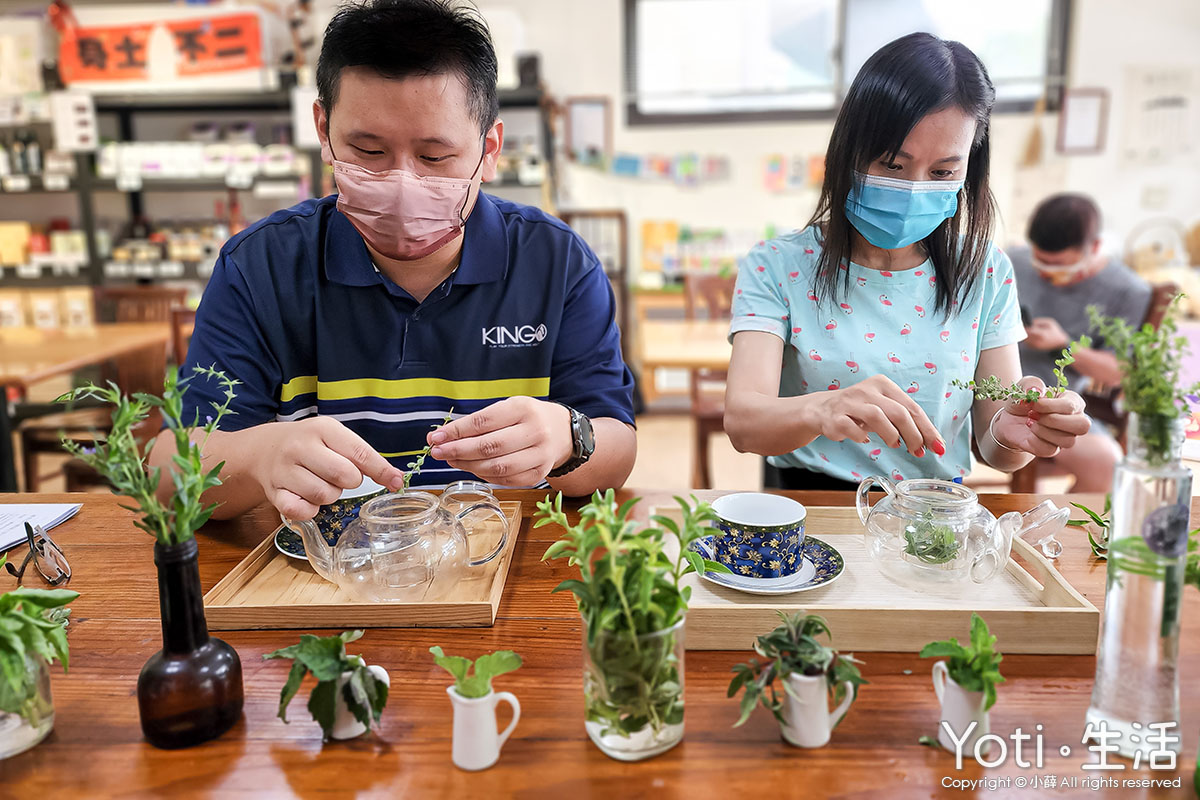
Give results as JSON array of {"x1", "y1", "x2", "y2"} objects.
[
  {"x1": 991, "y1": 376, "x2": 1091, "y2": 458},
  {"x1": 801, "y1": 374, "x2": 945, "y2": 457}
]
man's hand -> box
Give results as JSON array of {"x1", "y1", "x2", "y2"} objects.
[
  {"x1": 1025, "y1": 317, "x2": 1070, "y2": 351},
  {"x1": 244, "y1": 416, "x2": 405, "y2": 520},
  {"x1": 428, "y1": 396, "x2": 572, "y2": 486}
]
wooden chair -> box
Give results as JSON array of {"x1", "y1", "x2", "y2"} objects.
[
  {"x1": 683, "y1": 273, "x2": 736, "y2": 489},
  {"x1": 18, "y1": 286, "x2": 186, "y2": 491},
  {"x1": 1005, "y1": 281, "x2": 1179, "y2": 493}
]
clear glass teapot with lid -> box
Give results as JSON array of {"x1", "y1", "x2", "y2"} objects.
[
  {"x1": 287, "y1": 481, "x2": 508, "y2": 602},
  {"x1": 855, "y1": 476, "x2": 1068, "y2": 589}
]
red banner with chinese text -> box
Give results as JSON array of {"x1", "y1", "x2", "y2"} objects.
[{"x1": 58, "y1": 12, "x2": 263, "y2": 84}]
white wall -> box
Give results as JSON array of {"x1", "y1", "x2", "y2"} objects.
[{"x1": 478, "y1": 0, "x2": 1200, "y2": 271}]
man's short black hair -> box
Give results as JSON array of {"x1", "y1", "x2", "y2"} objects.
[
  {"x1": 1027, "y1": 193, "x2": 1102, "y2": 253},
  {"x1": 317, "y1": 0, "x2": 499, "y2": 135}
]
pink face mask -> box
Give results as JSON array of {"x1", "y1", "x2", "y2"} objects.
[{"x1": 330, "y1": 141, "x2": 485, "y2": 261}]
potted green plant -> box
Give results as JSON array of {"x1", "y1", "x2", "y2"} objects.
[
  {"x1": 727, "y1": 612, "x2": 865, "y2": 748},
  {"x1": 920, "y1": 613, "x2": 1004, "y2": 756},
  {"x1": 0, "y1": 557, "x2": 77, "y2": 759},
  {"x1": 58, "y1": 366, "x2": 244, "y2": 749},
  {"x1": 264, "y1": 630, "x2": 389, "y2": 740},
  {"x1": 431, "y1": 646, "x2": 522, "y2": 771},
  {"x1": 537, "y1": 490, "x2": 730, "y2": 761},
  {"x1": 1082, "y1": 298, "x2": 1199, "y2": 760}
]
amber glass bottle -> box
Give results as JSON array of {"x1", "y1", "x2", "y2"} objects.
[{"x1": 137, "y1": 538, "x2": 243, "y2": 749}]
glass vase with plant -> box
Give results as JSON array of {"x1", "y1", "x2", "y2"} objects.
[
  {"x1": 0, "y1": 557, "x2": 76, "y2": 759},
  {"x1": 1083, "y1": 298, "x2": 1200, "y2": 760},
  {"x1": 536, "y1": 490, "x2": 730, "y2": 761},
  {"x1": 727, "y1": 612, "x2": 865, "y2": 748},
  {"x1": 58, "y1": 366, "x2": 245, "y2": 749}
]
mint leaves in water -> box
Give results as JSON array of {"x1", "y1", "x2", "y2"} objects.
[
  {"x1": 904, "y1": 516, "x2": 960, "y2": 565},
  {"x1": 430, "y1": 646, "x2": 523, "y2": 698}
]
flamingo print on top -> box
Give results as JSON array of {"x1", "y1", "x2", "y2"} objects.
[{"x1": 730, "y1": 226, "x2": 1024, "y2": 484}]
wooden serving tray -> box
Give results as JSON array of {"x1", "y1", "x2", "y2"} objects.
[
  {"x1": 657, "y1": 505, "x2": 1099, "y2": 654},
  {"x1": 203, "y1": 501, "x2": 522, "y2": 630}
]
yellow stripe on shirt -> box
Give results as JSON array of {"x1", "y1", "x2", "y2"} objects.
[{"x1": 279, "y1": 375, "x2": 550, "y2": 403}]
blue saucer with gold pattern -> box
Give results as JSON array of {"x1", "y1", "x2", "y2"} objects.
[
  {"x1": 274, "y1": 526, "x2": 307, "y2": 559},
  {"x1": 690, "y1": 535, "x2": 844, "y2": 595}
]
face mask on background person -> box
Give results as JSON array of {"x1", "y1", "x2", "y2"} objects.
[
  {"x1": 844, "y1": 171, "x2": 965, "y2": 250},
  {"x1": 330, "y1": 137, "x2": 486, "y2": 261}
]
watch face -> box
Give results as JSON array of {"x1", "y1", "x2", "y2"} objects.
[{"x1": 577, "y1": 412, "x2": 596, "y2": 455}]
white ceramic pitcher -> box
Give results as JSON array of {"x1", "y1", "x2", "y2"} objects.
[
  {"x1": 447, "y1": 686, "x2": 521, "y2": 771},
  {"x1": 932, "y1": 661, "x2": 990, "y2": 756},
  {"x1": 778, "y1": 673, "x2": 854, "y2": 748}
]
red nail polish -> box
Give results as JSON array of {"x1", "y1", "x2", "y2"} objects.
[
  {"x1": 931, "y1": 440, "x2": 945, "y2": 456},
  {"x1": 916, "y1": 448, "x2": 926, "y2": 457},
  {"x1": 1026, "y1": 419, "x2": 1034, "y2": 428},
  {"x1": 1028, "y1": 411, "x2": 1041, "y2": 422}
]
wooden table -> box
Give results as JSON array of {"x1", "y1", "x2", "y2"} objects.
[
  {"x1": 639, "y1": 319, "x2": 732, "y2": 405},
  {"x1": 4, "y1": 490, "x2": 1199, "y2": 797},
  {"x1": 0, "y1": 323, "x2": 172, "y2": 491}
]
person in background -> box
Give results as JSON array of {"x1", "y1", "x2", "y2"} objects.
[
  {"x1": 148, "y1": 0, "x2": 636, "y2": 520},
  {"x1": 724, "y1": 33, "x2": 1092, "y2": 490},
  {"x1": 1008, "y1": 193, "x2": 1152, "y2": 492}
]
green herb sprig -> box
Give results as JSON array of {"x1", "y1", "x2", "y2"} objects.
[
  {"x1": 904, "y1": 516, "x2": 960, "y2": 565},
  {"x1": 919, "y1": 613, "x2": 1005, "y2": 711},
  {"x1": 430, "y1": 646, "x2": 522, "y2": 698},
  {"x1": 263, "y1": 630, "x2": 389, "y2": 740},
  {"x1": 399, "y1": 408, "x2": 455, "y2": 493},
  {"x1": 0, "y1": 556, "x2": 78, "y2": 727},
  {"x1": 56, "y1": 366, "x2": 238, "y2": 546},
  {"x1": 1086, "y1": 298, "x2": 1200, "y2": 465},
  {"x1": 537, "y1": 490, "x2": 731, "y2": 739},
  {"x1": 727, "y1": 612, "x2": 866, "y2": 728},
  {"x1": 1067, "y1": 495, "x2": 1112, "y2": 558},
  {"x1": 952, "y1": 339, "x2": 1089, "y2": 402}
]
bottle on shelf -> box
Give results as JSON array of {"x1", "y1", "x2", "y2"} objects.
[
  {"x1": 24, "y1": 131, "x2": 41, "y2": 175},
  {"x1": 9, "y1": 135, "x2": 26, "y2": 175},
  {"x1": 0, "y1": 139, "x2": 10, "y2": 178}
]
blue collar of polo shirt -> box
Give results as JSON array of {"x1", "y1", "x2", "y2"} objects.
[{"x1": 323, "y1": 192, "x2": 510, "y2": 288}]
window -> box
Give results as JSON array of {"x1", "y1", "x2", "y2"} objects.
[{"x1": 624, "y1": 0, "x2": 1071, "y2": 124}]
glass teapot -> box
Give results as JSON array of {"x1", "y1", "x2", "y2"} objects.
[
  {"x1": 855, "y1": 476, "x2": 1068, "y2": 589},
  {"x1": 290, "y1": 483, "x2": 508, "y2": 602}
]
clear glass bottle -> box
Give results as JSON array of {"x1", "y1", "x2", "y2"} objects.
[
  {"x1": 582, "y1": 617, "x2": 686, "y2": 761},
  {"x1": 1087, "y1": 413, "x2": 1192, "y2": 760}
]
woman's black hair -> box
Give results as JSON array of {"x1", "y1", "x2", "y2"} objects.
[
  {"x1": 316, "y1": 0, "x2": 499, "y2": 135},
  {"x1": 807, "y1": 32, "x2": 996, "y2": 317}
]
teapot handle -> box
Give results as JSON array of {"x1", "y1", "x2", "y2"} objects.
[
  {"x1": 453, "y1": 499, "x2": 510, "y2": 567},
  {"x1": 855, "y1": 476, "x2": 895, "y2": 525},
  {"x1": 969, "y1": 511, "x2": 1019, "y2": 584}
]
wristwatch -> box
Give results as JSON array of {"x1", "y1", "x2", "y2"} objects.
[{"x1": 547, "y1": 404, "x2": 595, "y2": 478}]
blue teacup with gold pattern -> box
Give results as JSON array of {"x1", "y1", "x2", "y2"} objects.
[{"x1": 711, "y1": 493, "x2": 807, "y2": 579}]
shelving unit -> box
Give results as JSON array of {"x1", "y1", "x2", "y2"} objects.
[{"x1": 0, "y1": 85, "x2": 555, "y2": 291}]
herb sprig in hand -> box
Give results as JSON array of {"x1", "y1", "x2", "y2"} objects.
[{"x1": 952, "y1": 339, "x2": 1089, "y2": 403}]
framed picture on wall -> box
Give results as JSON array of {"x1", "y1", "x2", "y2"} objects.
[
  {"x1": 1057, "y1": 88, "x2": 1110, "y2": 155},
  {"x1": 565, "y1": 96, "x2": 612, "y2": 167}
]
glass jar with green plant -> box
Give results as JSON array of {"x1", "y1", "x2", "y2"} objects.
[
  {"x1": 536, "y1": 490, "x2": 729, "y2": 761},
  {"x1": 0, "y1": 558, "x2": 76, "y2": 760},
  {"x1": 58, "y1": 366, "x2": 244, "y2": 749},
  {"x1": 727, "y1": 612, "x2": 865, "y2": 748},
  {"x1": 264, "y1": 630, "x2": 389, "y2": 741},
  {"x1": 1083, "y1": 297, "x2": 1199, "y2": 761}
]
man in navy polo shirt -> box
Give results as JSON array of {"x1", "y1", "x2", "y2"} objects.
[{"x1": 148, "y1": 0, "x2": 636, "y2": 521}]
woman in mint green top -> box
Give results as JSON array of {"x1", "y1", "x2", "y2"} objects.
[{"x1": 725, "y1": 33, "x2": 1091, "y2": 489}]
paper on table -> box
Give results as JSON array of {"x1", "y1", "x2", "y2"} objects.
[{"x1": 0, "y1": 504, "x2": 82, "y2": 552}]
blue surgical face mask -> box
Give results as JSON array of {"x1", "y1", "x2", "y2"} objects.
[{"x1": 844, "y1": 171, "x2": 964, "y2": 250}]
